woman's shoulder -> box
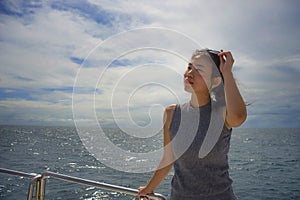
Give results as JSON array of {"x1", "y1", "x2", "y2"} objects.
[
  {"x1": 164, "y1": 104, "x2": 177, "y2": 127},
  {"x1": 165, "y1": 104, "x2": 177, "y2": 112}
]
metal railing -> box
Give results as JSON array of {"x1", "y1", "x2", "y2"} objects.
[
  {"x1": 0, "y1": 168, "x2": 42, "y2": 200},
  {"x1": 0, "y1": 168, "x2": 167, "y2": 200}
]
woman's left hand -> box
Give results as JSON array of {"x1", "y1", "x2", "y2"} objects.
[{"x1": 218, "y1": 50, "x2": 235, "y2": 76}]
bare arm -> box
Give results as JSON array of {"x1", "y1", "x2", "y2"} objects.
[
  {"x1": 219, "y1": 51, "x2": 247, "y2": 128},
  {"x1": 137, "y1": 105, "x2": 175, "y2": 199}
]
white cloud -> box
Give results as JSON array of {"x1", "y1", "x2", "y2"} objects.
[
  {"x1": 0, "y1": 1, "x2": 115, "y2": 87},
  {"x1": 0, "y1": 0, "x2": 299, "y2": 127},
  {"x1": 0, "y1": 99, "x2": 73, "y2": 125}
]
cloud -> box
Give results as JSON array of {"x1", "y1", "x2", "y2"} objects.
[
  {"x1": 0, "y1": 0, "x2": 299, "y2": 127},
  {"x1": 237, "y1": 55, "x2": 300, "y2": 128},
  {"x1": 0, "y1": 0, "x2": 43, "y2": 17},
  {"x1": 0, "y1": 99, "x2": 73, "y2": 126}
]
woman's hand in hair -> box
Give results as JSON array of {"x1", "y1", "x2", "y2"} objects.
[{"x1": 218, "y1": 50, "x2": 235, "y2": 76}]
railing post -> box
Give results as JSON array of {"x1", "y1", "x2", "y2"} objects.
[
  {"x1": 39, "y1": 176, "x2": 46, "y2": 200},
  {"x1": 27, "y1": 175, "x2": 42, "y2": 200},
  {"x1": 36, "y1": 178, "x2": 41, "y2": 200},
  {"x1": 27, "y1": 180, "x2": 35, "y2": 200}
]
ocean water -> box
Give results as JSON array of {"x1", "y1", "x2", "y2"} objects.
[{"x1": 0, "y1": 126, "x2": 299, "y2": 200}]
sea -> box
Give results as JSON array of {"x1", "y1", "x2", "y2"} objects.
[{"x1": 0, "y1": 125, "x2": 299, "y2": 200}]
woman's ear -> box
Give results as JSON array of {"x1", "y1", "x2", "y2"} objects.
[{"x1": 211, "y1": 76, "x2": 222, "y2": 89}]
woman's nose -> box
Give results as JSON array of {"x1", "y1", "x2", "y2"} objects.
[{"x1": 184, "y1": 69, "x2": 193, "y2": 78}]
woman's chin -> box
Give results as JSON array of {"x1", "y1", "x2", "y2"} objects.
[{"x1": 184, "y1": 85, "x2": 194, "y2": 93}]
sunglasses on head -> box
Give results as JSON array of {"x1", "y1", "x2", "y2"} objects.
[
  {"x1": 196, "y1": 49, "x2": 220, "y2": 56},
  {"x1": 207, "y1": 49, "x2": 221, "y2": 55}
]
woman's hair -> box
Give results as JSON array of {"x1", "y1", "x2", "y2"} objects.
[
  {"x1": 191, "y1": 49, "x2": 226, "y2": 107},
  {"x1": 191, "y1": 49, "x2": 251, "y2": 107},
  {"x1": 191, "y1": 49, "x2": 222, "y2": 79}
]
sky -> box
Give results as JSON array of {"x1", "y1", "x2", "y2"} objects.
[{"x1": 0, "y1": 0, "x2": 299, "y2": 128}]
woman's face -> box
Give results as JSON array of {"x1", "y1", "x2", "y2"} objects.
[{"x1": 184, "y1": 56, "x2": 214, "y2": 94}]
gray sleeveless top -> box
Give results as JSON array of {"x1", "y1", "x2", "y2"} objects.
[{"x1": 169, "y1": 102, "x2": 235, "y2": 200}]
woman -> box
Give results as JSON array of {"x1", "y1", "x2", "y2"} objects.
[{"x1": 137, "y1": 49, "x2": 247, "y2": 199}]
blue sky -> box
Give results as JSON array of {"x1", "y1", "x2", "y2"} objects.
[{"x1": 0, "y1": 0, "x2": 299, "y2": 128}]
